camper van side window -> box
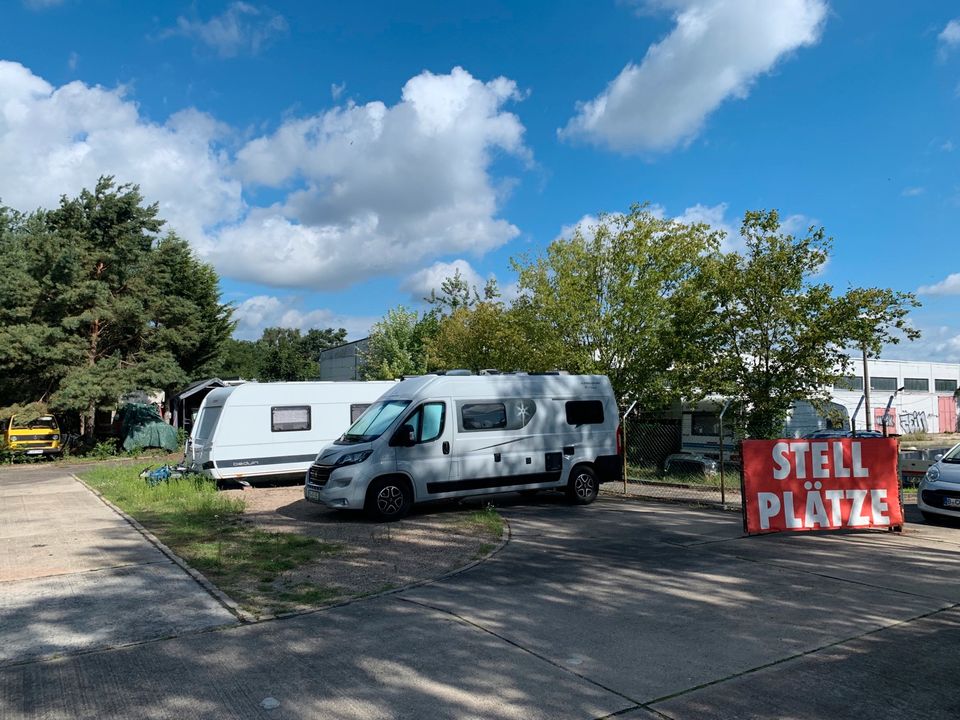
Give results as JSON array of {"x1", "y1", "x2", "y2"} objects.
[
  {"x1": 271, "y1": 405, "x2": 311, "y2": 432},
  {"x1": 565, "y1": 400, "x2": 604, "y2": 425},
  {"x1": 462, "y1": 403, "x2": 507, "y2": 431}
]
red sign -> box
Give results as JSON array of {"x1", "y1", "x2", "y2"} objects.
[{"x1": 742, "y1": 438, "x2": 902, "y2": 535}]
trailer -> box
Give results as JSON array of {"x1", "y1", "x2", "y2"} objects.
[{"x1": 186, "y1": 381, "x2": 397, "y2": 481}]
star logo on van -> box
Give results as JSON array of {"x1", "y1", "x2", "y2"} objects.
[{"x1": 516, "y1": 401, "x2": 530, "y2": 422}]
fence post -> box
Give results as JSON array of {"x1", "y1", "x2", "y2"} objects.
[{"x1": 622, "y1": 414, "x2": 628, "y2": 494}]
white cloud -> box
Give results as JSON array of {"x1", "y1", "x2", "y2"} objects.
[
  {"x1": 882, "y1": 326, "x2": 960, "y2": 364},
  {"x1": 210, "y1": 66, "x2": 529, "y2": 289},
  {"x1": 0, "y1": 61, "x2": 244, "y2": 245},
  {"x1": 901, "y1": 186, "x2": 925, "y2": 197},
  {"x1": 560, "y1": 0, "x2": 827, "y2": 153},
  {"x1": 401, "y1": 259, "x2": 488, "y2": 303},
  {"x1": 233, "y1": 295, "x2": 376, "y2": 340},
  {"x1": 330, "y1": 82, "x2": 346, "y2": 101},
  {"x1": 918, "y1": 273, "x2": 960, "y2": 296},
  {"x1": 164, "y1": 2, "x2": 289, "y2": 58},
  {"x1": 0, "y1": 62, "x2": 528, "y2": 293},
  {"x1": 558, "y1": 202, "x2": 742, "y2": 251},
  {"x1": 939, "y1": 19, "x2": 960, "y2": 58}
]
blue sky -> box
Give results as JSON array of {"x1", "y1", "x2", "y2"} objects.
[{"x1": 1, "y1": 0, "x2": 958, "y2": 360}]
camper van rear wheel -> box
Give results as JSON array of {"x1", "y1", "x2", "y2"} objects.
[
  {"x1": 366, "y1": 477, "x2": 413, "y2": 521},
  {"x1": 567, "y1": 465, "x2": 598, "y2": 505}
]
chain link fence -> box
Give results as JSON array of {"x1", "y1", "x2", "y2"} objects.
[{"x1": 603, "y1": 414, "x2": 743, "y2": 510}]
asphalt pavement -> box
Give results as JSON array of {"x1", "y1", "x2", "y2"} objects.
[
  {"x1": 2, "y1": 467, "x2": 959, "y2": 719},
  {"x1": 0, "y1": 464, "x2": 237, "y2": 666}
]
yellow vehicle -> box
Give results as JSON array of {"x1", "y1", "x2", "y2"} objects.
[{"x1": 3, "y1": 415, "x2": 62, "y2": 457}]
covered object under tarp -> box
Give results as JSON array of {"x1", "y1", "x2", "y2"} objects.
[{"x1": 118, "y1": 403, "x2": 178, "y2": 452}]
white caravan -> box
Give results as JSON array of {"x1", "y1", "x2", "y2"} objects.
[
  {"x1": 677, "y1": 398, "x2": 850, "y2": 465},
  {"x1": 303, "y1": 373, "x2": 623, "y2": 520},
  {"x1": 186, "y1": 381, "x2": 397, "y2": 481}
]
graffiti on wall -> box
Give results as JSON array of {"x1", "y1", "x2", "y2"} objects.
[{"x1": 900, "y1": 410, "x2": 928, "y2": 435}]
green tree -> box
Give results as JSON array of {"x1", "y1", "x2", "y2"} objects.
[
  {"x1": 426, "y1": 297, "x2": 530, "y2": 372},
  {"x1": 512, "y1": 203, "x2": 722, "y2": 405},
  {"x1": 360, "y1": 306, "x2": 430, "y2": 380},
  {"x1": 257, "y1": 327, "x2": 316, "y2": 381},
  {"x1": 699, "y1": 210, "x2": 919, "y2": 438},
  {"x1": 0, "y1": 177, "x2": 234, "y2": 436},
  {"x1": 212, "y1": 338, "x2": 260, "y2": 379}
]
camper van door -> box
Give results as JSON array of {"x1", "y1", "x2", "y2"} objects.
[{"x1": 394, "y1": 400, "x2": 453, "y2": 493}]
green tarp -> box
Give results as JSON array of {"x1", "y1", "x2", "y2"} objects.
[{"x1": 119, "y1": 403, "x2": 178, "y2": 452}]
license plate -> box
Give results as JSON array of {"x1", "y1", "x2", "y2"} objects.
[
  {"x1": 943, "y1": 497, "x2": 960, "y2": 508},
  {"x1": 306, "y1": 489, "x2": 320, "y2": 502},
  {"x1": 26, "y1": 450, "x2": 42, "y2": 455}
]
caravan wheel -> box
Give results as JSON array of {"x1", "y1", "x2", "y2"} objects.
[
  {"x1": 365, "y1": 476, "x2": 413, "y2": 521},
  {"x1": 566, "y1": 465, "x2": 598, "y2": 505}
]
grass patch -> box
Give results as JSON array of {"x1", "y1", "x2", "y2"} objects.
[
  {"x1": 81, "y1": 465, "x2": 344, "y2": 616},
  {"x1": 458, "y1": 505, "x2": 505, "y2": 539}
]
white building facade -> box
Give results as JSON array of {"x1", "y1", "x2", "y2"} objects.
[{"x1": 831, "y1": 358, "x2": 960, "y2": 435}]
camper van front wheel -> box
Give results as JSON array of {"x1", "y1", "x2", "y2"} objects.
[
  {"x1": 366, "y1": 476, "x2": 413, "y2": 521},
  {"x1": 567, "y1": 465, "x2": 598, "y2": 505}
]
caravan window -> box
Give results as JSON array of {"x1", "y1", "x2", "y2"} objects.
[
  {"x1": 350, "y1": 404, "x2": 371, "y2": 423},
  {"x1": 462, "y1": 403, "x2": 507, "y2": 431},
  {"x1": 195, "y1": 407, "x2": 222, "y2": 440},
  {"x1": 565, "y1": 400, "x2": 604, "y2": 425},
  {"x1": 691, "y1": 412, "x2": 720, "y2": 437},
  {"x1": 271, "y1": 406, "x2": 311, "y2": 432}
]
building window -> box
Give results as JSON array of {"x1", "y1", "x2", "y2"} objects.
[
  {"x1": 903, "y1": 378, "x2": 929, "y2": 392},
  {"x1": 691, "y1": 412, "x2": 720, "y2": 437},
  {"x1": 461, "y1": 403, "x2": 507, "y2": 431},
  {"x1": 271, "y1": 405, "x2": 311, "y2": 432},
  {"x1": 834, "y1": 375, "x2": 863, "y2": 391},
  {"x1": 935, "y1": 379, "x2": 959, "y2": 393},
  {"x1": 870, "y1": 376, "x2": 898, "y2": 392},
  {"x1": 565, "y1": 400, "x2": 604, "y2": 426}
]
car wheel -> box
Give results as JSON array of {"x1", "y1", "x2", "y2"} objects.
[
  {"x1": 566, "y1": 465, "x2": 598, "y2": 505},
  {"x1": 365, "y1": 476, "x2": 413, "y2": 521}
]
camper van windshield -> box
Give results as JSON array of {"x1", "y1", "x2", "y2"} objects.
[{"x1": 338, "y1": 400, "x2": 410, "y2": 444}]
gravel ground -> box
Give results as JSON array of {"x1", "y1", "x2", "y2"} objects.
[{"x1": 220, "y1": 485, "x2": 505, "y2": 606}]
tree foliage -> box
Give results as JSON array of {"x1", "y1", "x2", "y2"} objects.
[
  {"x1": 360, "y1": 307, "x2": 431, "y2": 380},
  {"x1": 210, "y1": 327, "x2": 348, "y2": 381},
  {"x1": 696, "y1": 210, "x2": 920, "y2": 438},
  {"x1": 512, "y1": 204, "x2": 722, "y2": 405},
  {"x1": 0, "y1": 177, "x2": 234, "y2": 435}
]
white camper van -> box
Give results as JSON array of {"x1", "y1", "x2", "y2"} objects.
[
  {"x1": 187, "y1": 381, "x2": 397, "y2": 481},
  {"x1": 303, "y1": 373, "x2": 622, "y2": 520}
]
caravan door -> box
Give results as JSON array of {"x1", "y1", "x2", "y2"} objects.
[{"x1": 394, "y1": 401, "x2": 453, "y2": 497}]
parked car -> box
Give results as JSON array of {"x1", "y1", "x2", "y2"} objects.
[
  {"x1": 662, "y1": 453, "x2": 718, "y2": 477},
  {"x1": 801, "y1": 429, "x2": 885, "y2": 439},
  {"x1": 3, "y1": 415, "x2": 62, "y2": 457},
  {"x1": 917, "y1": 442, "x2": 960, "y2": 523}
]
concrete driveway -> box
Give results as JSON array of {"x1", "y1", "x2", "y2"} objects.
[
  {"x1": 1, "y1": 480, "x2": 959, "y2": 719},
  {"x1": 0, "y1": 464, "x2": 237, "y2": 665}
]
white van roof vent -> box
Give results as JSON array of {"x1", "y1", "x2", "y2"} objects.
[{"x1": 443, "y1": 369, "x2": 473, "y2": 376}]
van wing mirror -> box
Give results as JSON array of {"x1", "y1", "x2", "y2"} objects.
[{"x1": 391, "y1": 424, "x2": 417, "y2": 447}]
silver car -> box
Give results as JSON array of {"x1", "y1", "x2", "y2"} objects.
[{"x1": 917, "y1": 442, "x2": 960, "y2": 522}]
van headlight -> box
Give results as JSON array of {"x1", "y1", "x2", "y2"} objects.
[
  {"x1": 337, "y1": 450, "x2": 372, "y2": 467},
  {"x1": 926, "y1": 465, "x2": 941, "y2": 482}
]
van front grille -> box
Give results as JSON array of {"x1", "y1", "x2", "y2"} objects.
[{"x1": 308, "y1": 464, "x2": 333, "y2": 487}]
